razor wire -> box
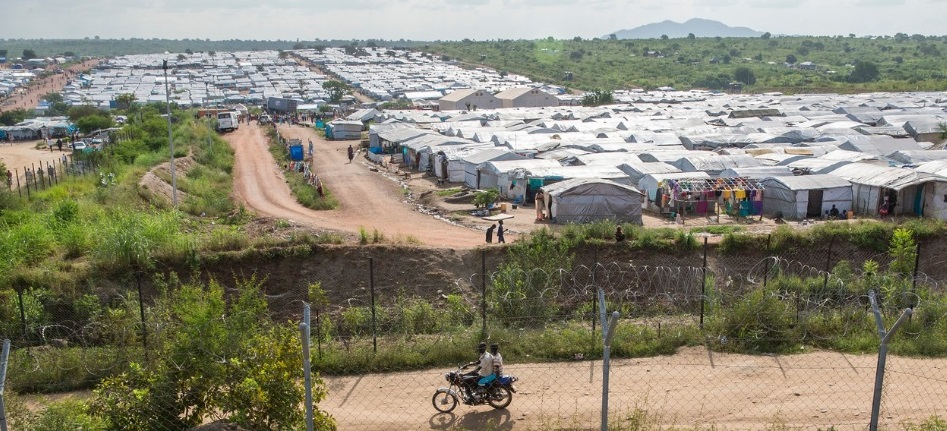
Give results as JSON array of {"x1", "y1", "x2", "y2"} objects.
[{"x1": 2, "y1": 253, "x2": 947, "y2": 430}]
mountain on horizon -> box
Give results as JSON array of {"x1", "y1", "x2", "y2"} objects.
[{"x1": 609, "y1": 18, "x2": 764, "y2": 39}]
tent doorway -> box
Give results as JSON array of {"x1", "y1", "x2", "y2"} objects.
[{"x1": 807, "y1": 189, "x2": 824, "y2": 218}]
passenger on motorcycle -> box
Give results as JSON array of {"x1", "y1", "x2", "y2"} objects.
[
  {"x1": 464, "y1": 342, "x2": 493, "y2": 398},
  {"x1": 478, "y1": 343, "x2": 503, "y2": 387}
]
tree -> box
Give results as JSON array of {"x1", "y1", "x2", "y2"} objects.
[
  {"x1": 293, "y1": 42, "x2": 305, "y2": 49},
  {"x1": 733, "y1": 67, "x2": 757, "y2": 85},
  {"x1": 848, "y1": 60, "x2": 880, "y2": 83},
  {"x1": 67, "y1": 105, "x2": 103, "y2": 122},
  {"x1": 0, "y1": 108, "x2": 31, "y2": 126},
  {"x1": 22, "y1": 49, "x2": 37, "y2": 60},
  {"x1": 785, "y1": 54, "x2": 797, "y2": 64},
  {"x1": 761, "y1": 32, "x2": 771, "y2": 40},
  {"x1": 687, "y1": 33, "x2": 696, "y2": 40},
  {"x1": 581, "y1": 89, "x2": 614, "y2": 107},
  {"x1": 76, "y1": 115, "x2": 113, "y2": 134},
  {"x1": 115, "y1": 93, "x2": 137, "y2": 110},
  {"x1": 661, "y1": 34, "x2": 669, "y2": 40},
  {"x1": 322, "y1": 80, "x2": 350, "y2": 103},
  {"x1": 608, "y1": 34, "x2": 617, "y2": 40}
]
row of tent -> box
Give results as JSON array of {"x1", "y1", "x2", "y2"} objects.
[{"x1": 363, "y1": 91, "x2": 947, "y2": 224}]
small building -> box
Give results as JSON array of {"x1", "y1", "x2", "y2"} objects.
[
  {"x1": 823, "y1": 163, "x2": 947, "y2": 217},
  {"x1": 494, "y1": 87, "x2": 559, "y2": 109},
  {"x1": 540, "y1": 178, "x2": 644, "y2": 224},
  {"x1": 324, "y1": 120, "x2": 363, "y2": 140},
  {"x1": 437, "y1": 89, "x2": 501, "y2": 111},
  {"x1": 760, "y1": 175, "x2": 853, "y2": 219}
]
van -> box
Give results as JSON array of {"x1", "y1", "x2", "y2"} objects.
[{"x1": 216, "y1": 111, "x2": 239, "y2": 132}]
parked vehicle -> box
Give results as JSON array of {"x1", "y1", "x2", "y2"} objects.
[
  {"x1": 431, "y1": 365, "x2": 517, "y2": 413},
  {"x1": 71, "y1": 141, "x2": 88, "y2": 151},
  {"x1": 216, "y1": 111, "x2": 239, "y2": 132},
  {"x1": 258, "y1": 114, "x2": 272, "y2": 125}
]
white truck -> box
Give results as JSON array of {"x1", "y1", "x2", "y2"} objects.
[{"x1": 216, "y1": 111, "x2": 239, "y2": 133}]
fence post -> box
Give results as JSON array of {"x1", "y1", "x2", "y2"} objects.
[
  {"x1": 16, "y1": 289, "x2": 27, "y2": 343},
  {"x1": 21, "y1": 166, "x2": 29, "y2": 199},
  {"x1": 763, "y1": 234, "x2": 772, "y2": 289},
  {"x1": 823, "y1": 235, "x2": 835, "y2": 290},
  {"x1": 598, "y1": 291, "x2": 619, "y2": 431},
  {"x1": 911, "y1": 242, "x2": 921, "y2": 294},
  {"x1": 700, "y1": 237, "x2": 707, "y2": 330},
  {"x1": 868, "y1": 290, "x2": 913, "y2": 431},
  {"x1": 300, "y1": 303, "x2": 314, "y2": 431},
  {"x1": 135, "y1": 271, "x2": 149, "y2": 361},
  {"x1": 369, "y1": 257, "x2": 377, "y2": 354},
  {"x1": 481, "y1": 250, "x2": 487, "y2": 337},
  {"x1": 316, "y1": 309, "x2": 322, "y2": 360},
  {"x1": 0, "y1": 338, "x2": 11, "y2": 431},
  {"x1": 14, "y1": 168, "x2": 21, "y2": 198}
]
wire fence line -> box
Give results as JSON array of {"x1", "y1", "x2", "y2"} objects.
[
  {"x1": 4, "y1": 154, "x2": 102, "y2": 198},
  {"x1": 2, "y1": 243, "x2": 947, "y2": 430}
]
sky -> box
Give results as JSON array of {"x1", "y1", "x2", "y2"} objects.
[{"x1": 1, "y1": 0, "x2": 946, "y2": 41}]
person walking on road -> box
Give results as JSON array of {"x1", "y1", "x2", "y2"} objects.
[
  {"x1": 347, "y1": 144, "x2": 354, "y2": 163},
  {"x1": 497, "y1": 220, "x2": 505, "y2": 244},
  {"x1": 486, "y1": 224, "x2": 496, "y2": 243}
]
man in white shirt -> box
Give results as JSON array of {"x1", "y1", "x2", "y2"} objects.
[{"x1": 478, "y1": 343, "x2": 502, "y2": 387}]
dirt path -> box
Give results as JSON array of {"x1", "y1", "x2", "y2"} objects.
[
  {"x1": 225, "y1": 122, "x2": 484, "y2": 247},
  {"x1": 322, "y1": 346, "x2": 946, "y2": 430}
]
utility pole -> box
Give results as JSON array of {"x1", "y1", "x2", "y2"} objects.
[{"x1": 162, "y1": 59, "x2": 177, "y2": 207}]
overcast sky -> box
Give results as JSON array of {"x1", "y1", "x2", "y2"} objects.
[{"x1": 2, "y1": 0, "x2": 945, "y2": 41}]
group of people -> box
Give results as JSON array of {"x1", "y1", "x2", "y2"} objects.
[
  {"x1": 465, "y1": 342, "x2": 504, "y2": 399},
  {"x1": 485, "y1": 220, "x2": 505, "y2": 243}
]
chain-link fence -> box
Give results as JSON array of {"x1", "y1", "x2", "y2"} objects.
[{"x1": 1, "y1": 241, "x2": 946, "y2": 430}]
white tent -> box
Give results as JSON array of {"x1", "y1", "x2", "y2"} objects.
[
  {"x1": 479, "y1": 159, "x2": 561, "y2": 191},
  {"x1": 823, "y1": 163, "x2": 947, "y2": 218},
  {"x1": 760, "y1": 175, "x2": 853, "y2": 220},
  {"x1": 460, "y1": 148, "x2": 527, "y2": 188},
  {"x1": 541, "y1": 178, "x2": 644, "y2": 224},
  {"x1": 719, "y1": 166, "x2": 795, "y2": 179}
]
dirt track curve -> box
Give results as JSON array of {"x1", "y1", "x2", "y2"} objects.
[{"x1": 225, "y1": 122, "x2": 483, "y2": 248}]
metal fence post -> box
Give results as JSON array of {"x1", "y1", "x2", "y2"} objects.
[
  {"x1": 911, "y1": 242, "x2": 921, "y2": 294},
  {"x1": 700, "y1": 237, "x2": 707, "y2": 330},
  {"x1": 823, "y1": 235, "x2": 835, "y2": 290},
  {"x1": 763, "y1": 234, "x2": 772, "y2": 289},
  {"x1": 868, "y1": 290, "x2": 913, "y2": 431},
  {"x1": 16, "y1": 289, "x2": 27, "y2": 343},
  {"x1": 0, "y1": 339, "x2": 10, "y2": 431},
  {"x1": 481, "y1": 249, "x2": 487, "y2": 337},
  {"x1": 598, "y1": 286, "x2": 619, "y2": 431},
  {"x1": 369, "y1": 257, "x2": 377, "y2": 354},
  {"x1": 300, "y1": 304, "x2": 314, "y2": 431},
  {"x1": 135, "y1": 271, "x2": 149, "y2": 361}
]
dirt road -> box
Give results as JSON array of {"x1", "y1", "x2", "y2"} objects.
[
  {"x1": 225, "y1": 122, "x2": 484, "y2": 247},
  {"x1": 322, "y1": 346, "x2": 946, "y2": 430},
  {"x1": 0, "y1": 59, "x2": 99, "y2": 113}
]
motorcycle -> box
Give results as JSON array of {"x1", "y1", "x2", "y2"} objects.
[{"x1": 432, "y1": 365, "x2": 518, "y2": 413}]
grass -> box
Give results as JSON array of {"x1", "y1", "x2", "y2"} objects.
[
  {"x1": 265, "y1": 129, "x2": 339, "y2": 210},
  {"x1": 436, "y1": 187, "x2": 462, "y2": 197}
]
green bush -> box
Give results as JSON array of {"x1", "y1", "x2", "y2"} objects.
[
  {"x1": 719, "y1": 232, "x2": 758, "y2": 254},
  {"x1": 708, "y1": 288, "x2": 799, "y2": 353}
]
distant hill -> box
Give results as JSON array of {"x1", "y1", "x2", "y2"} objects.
[{"x1": 609, "y1": 18, "x2": 764, "y2": 39}]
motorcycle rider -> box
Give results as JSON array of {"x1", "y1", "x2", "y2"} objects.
[
  {"x1": 478, "y1": 343, "x2": 503, "y2": 388},
  {"x1": 464, "y1": 342, "x2": 493, "y2": 400}
]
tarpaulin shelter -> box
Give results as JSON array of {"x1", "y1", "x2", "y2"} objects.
[
  {"x1": 760, "y1": 175, "x2": 853, "y2": 219},
  {"x1": 541, "y1": 178, "x2": 644, "y2": 224},
  {"x1": 823, "y1": 163, "x2": 947, "y2": 218}
]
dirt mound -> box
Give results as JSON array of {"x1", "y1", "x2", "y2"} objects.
[{"x1": 137, "y1": 156, "x2": 196, "y2": 205}]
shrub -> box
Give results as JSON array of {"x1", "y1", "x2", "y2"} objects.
[{"x1": 709, "y1": 288, "x2": 799, "y2": 353}]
